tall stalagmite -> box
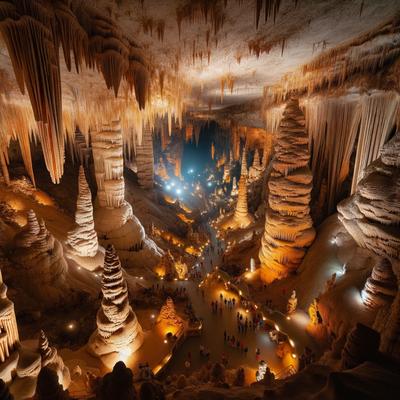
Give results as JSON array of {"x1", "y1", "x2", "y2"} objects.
[
  {"x1": 92, "y1": 121, "x2": 162, "y2": 267},
  {"x1": 232, "y1": 175, "x2": 254, "y2": 228},
  {"x1": 136, "y1": 124, "x2": 154, "y2": 189},
  {"x1": 88, "y1": 245, "x2": 143, "y2": 358},
  {"x1": 259, "y1": 98, "x2": 315, "y2": 283},
  {"x1": 222, "y1": 147, "x2": 254, "y2": 230},
  {"x1": 65, "y1": 166, "x2": 103, "y2": 271},
  {"x1": 338, "y1": 131, "x2": 400, "y2": 260}
]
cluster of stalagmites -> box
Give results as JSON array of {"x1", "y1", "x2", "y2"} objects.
[
  {"x1": 338, "y1": 131, "x2": 400, "y2": 260},
  {"x1": 10, "y1": 209, "x2": 70, "y2": 306},
  {"x1": 92, "y1": 120, "x2": 162, "y2": 266},
  {"x1": 361, "y1": 258, "x2": 397, "y2": 309},
  {"x1": 259, "y1": 98, "x2": 315, "y2": 283},
  {"x1": 136, "y1": 124, "x2": 154, "y2": 189},
  {"x1": 65, "y1": 166, "x2": 103, "y2": 271},
  {"x1": 88, "y1": 245, "x2": 143, "y2": 358}
]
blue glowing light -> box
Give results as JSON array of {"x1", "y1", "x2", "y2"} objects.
[
  {"x1": 176, "y1": 188, "x2": 182, "y2": 195},
  {"x1": 207, "y1": 182, "x2": 212, "y2": 187}
]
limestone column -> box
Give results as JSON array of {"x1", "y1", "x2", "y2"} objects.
[
  {"x1": 259, "y1": 98, "x2": 315, "y2": 283},
  {"x1": 233, "y1": 175, "x2": 253, "y2": 228},
  {"x1": 136, "y1": 124, "x2": 154, "y2": 189}
]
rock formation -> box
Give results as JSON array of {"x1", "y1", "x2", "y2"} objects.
[
  {"x1": 73, "y1": 130, "x2": 91, "y2": 167},
  {"x1": 155, "y1": 157, "x2": 169, "y2": 181},
  {"x1": 231, "y1": 176, "x2": 238, "y2": 196},
  {"x1": 34, "y1": 367, "x2": 71, "y2": 400},
  {"x1": 11, "y1": 210, "x2": 70, "y2": 307},
  {"x1": 380, "y1": 289, "x2": 400, "y2": 361},
  {"x1": 240, "y1": 146, "x2": 248, "y2": 177},
  {"x1": 338, "y1": 131, "x2": 400, "y2": 260},
  {"x1": 259, "y1": 98, "x2": 316, "y2": 283},
  {"x1": 38, "y1": 330, "x2": 70, "y2": 389},
  {"x1": 0, "y1": 270, "x2": 19, "y2": 380},
  {"x1": 158, "y1": 297, "x2": 183, "y2": 328},
  {"x1": 248, "y1": 148, "x2": 263, "y2": 182},
  {"x1": 221, "y1": 147, "x2": 254, "y2": 230},
  {"x1": 341, "y1": 323, "x2": 380, "y2": 370},
  {"x1": 92, "y1": 121, "x2": 162, "y2": 268},
  {"x1": 65, "y1": 166, "x2": 103, "y2": 271},
  {"x1": 287, "y1": 290, "x2": 298, "y2": 314},
  {"x1": 136, "y1": 124, "x2": 154, "y2": 189},
  {"x1": 361, "y1": 258, "x2": 397, "y2": 309},
  {"x1": 232, "y1": 175, "x2": 254, "y2": 228},
  {"x1": 88, "y1": 245, "x2": 143, "y2": 358}
]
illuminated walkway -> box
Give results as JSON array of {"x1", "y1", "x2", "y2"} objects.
[{"x1": 164, "y1": 226, "x2": 285, "y2": 379}]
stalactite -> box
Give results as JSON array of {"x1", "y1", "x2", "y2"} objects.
[
  {"x1": 351, "y1": 91, "x2": 399, "y2": 193},
  {"x1": 156, "y1": 19, "x2": 165, "y2": 41},
  {"x1": 256, "y1": 0, "x2": 263, "y2": 30},
  {"x1": 302, "y1": 96, "x2": 361, "y2": 215},
  {"x1": 0, "y1": 1, "x2": 151, "y2": 184},
  {"x1": 211, "y1": 142, "x2": 215, "y2": 160}
]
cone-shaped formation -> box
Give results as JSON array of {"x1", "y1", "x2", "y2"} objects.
[
  {"x1": 136, "y1": 124, "x2": 154, "y2": 189},
  {"x1": 232, "y1": 175, "x2": 254, "y2": 228},
  {"x1": 248, "y1": 148, "x2": 263, "y2": 182},
  {"x1": 0, "y1": 270, "x2": 19, "y2": 363},
  {"x1": 361, "y1": 258, "x2": 397, "y2": 309},
  {"x1": 38, "y1": 330, "x2": 70, "y2": 389},
  {"x1": 88, "y1": 246, "x2": 143, "y2": 357},
  {"x1": 259, "y1": 98, "x2": 315, "y2": 283},
  {"x1": 231, "y1": 176, "x2": 238, "y2": 196},
  {"x1": 66, "y1": 167, "x2": 99, "y2": 258},
  {"x1": 338, "y1": 131, "x2": 400, "y2": 260},
  {"x1": 11, "y1": 211, "x2": 70, "y2": 306},
  {"x1": 158, "y1": 297, "x2": 183, "y2": 327}
]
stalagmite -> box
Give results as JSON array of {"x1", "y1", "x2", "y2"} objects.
[
  {"x1": 136, "y1": 124, "x2": 154, "y2": 189},
  {"x1": 157, "y1": 297, "x2": 183, "y2": 328},
  {"x1": 38, "y1": 330, "x2": 70, "y2": 389},
  {"x1": 259, "y1": 98, "x2": 315, "y2": 283},
  {"x1": 65, "y1": 166, "x2": 104, "y2": 271},
  {"x1": 338, "y1": 131, "x2": 400, "y2": 260},
  {"x1": 88, "y1": 245, "x2": 143, "y2": 358},
  {"x1": 222, "y1": 146, "x2": 254, "y2": 230},
  {"x1": 92, "y1": 120, "x2": 162, "y2": 267},
  {"x1": 361, "y1": 258, "x2": 397, "y2": 309},
  {"x1": 231, "y1": 176, "x2": 238, "y2": 196},
  {"x1": 248, "y1": 148, "x2": 263, "y2": 182},
  {"x1": 11, "y1": 210, "x2": 70, "y2": 307},
  {"x1": 232, "y1": 175, "x2": 254, "y2": 228}
]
